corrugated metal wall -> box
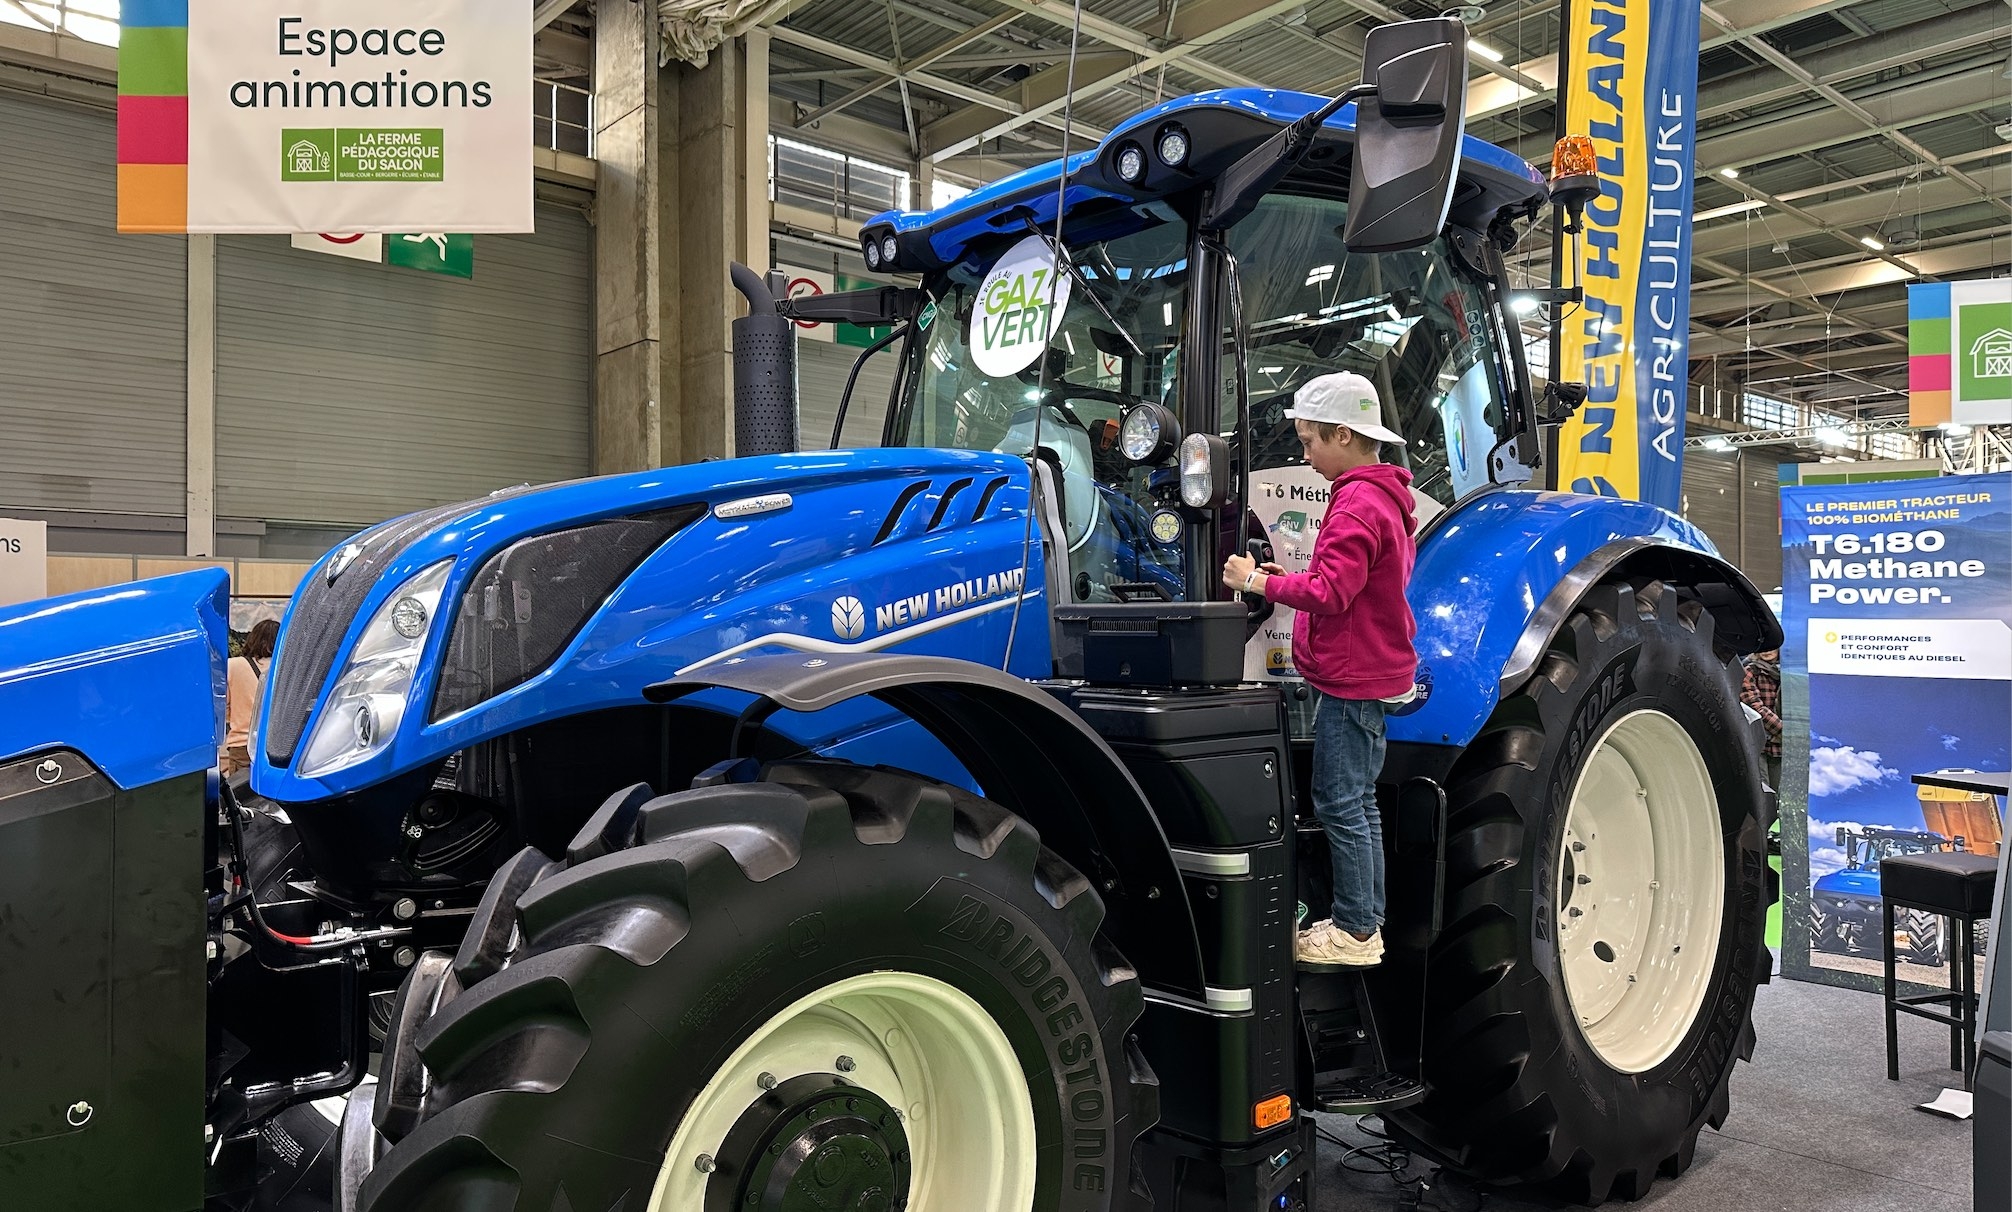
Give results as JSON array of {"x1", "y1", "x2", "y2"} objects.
[
  {"x1": 216, "y1": 205, "x2": 594, "y2": 529},
  {"x1": 1682, "y1": 446, "x2": 1794, "y2": 592},
  {"x1": 0, "y1": 92, "x2": 187, "y2": 518}
]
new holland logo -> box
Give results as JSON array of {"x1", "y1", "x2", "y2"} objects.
[{"x1": 832, "y1": 596, "x2": 867, "y2": 640}]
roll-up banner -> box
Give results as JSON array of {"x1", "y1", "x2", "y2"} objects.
[
  {"x1": 1779, "y1": 473, "x2": 2011, "y2": 991},
  {"x1": 1552, "y1": 0, "x2": 1701, "y2": 511},
  {"x1": 117, "y1": 0, "x2": 532, "y2": 234}
]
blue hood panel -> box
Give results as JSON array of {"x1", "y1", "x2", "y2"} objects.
[
  {"x1": 253, "y1": 449, "x2": 1047, "y2": 802},
  {"x1": 1813, "y1": 869, "x2": 1880, "y2": 901},
  {"x1": 0, "y1": 569, "x2": 230, "y2": 790}
]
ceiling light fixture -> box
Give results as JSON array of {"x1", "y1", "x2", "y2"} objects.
[
  {"x1": 1860, "y1": 235, "x2": 1885, "y2": 250},
  {"x1": 1472, "y1": 42, "x2": 1506, "y2": 62},
  {"x1": 1719, "y1": 166, "x2": 1739, "y2": 179}
]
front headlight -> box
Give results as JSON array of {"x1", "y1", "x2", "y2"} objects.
[
  {"x1": 297, "y1": 560, "x2": 453, "y2": 779},
  {"x1": 1178, "y1": 432, "x2": 1230, "y2": 509}
]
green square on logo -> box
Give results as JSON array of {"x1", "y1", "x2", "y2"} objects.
[
  {"x1": 1957, "y1": 299, "x2": 2012, "y2": 404},
  {"x1": 281, "y1": 129, "x2": 336, "y2": 182}
]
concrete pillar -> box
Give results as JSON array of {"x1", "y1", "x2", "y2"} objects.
[
  {"x1": 592, "y1": 0, "x2": 663, "y2": 474},
  {"x1": 660, "y1": 30, "x2": 770, "y2": 465},
  {"x1": 185, "y1": 234, "x2": 216, "y2": 557}
]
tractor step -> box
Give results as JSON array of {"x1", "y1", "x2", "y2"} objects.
[{"x1": 1312, "y1": 1071, "x2": 1426, "y2": 1115}]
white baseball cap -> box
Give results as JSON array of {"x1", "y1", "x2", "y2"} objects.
[{"x1": 1285, "y1": 371, "x2": 1404, "y2": 446}]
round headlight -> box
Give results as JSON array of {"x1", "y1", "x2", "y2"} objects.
[
  {"x1": 1115, "y1": 143, "x2": 1146, "y2": 183},
  {"x1": 1118, "y1": 402, "x2": 1181, "y2": 464},
  {"x1": 1156, "y1": 124, "x2": 1190, "y2": 167},
  {"x1": 881, "y1": 234, "x2": 900, "y2": 265},
  {"x1": 1120, "y1": 407, "x2": 1162, "y2": 462},
  {"x1": 863, "y1": 238, "x2": 882, "y2": 270},
  {"x1": 390, "y1": 595, "x2": 429, "y2": 640}
]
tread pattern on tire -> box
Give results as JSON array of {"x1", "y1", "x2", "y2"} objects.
[{"x1": 362, "y1": 759, "x2": 1156, "y2": 1212}]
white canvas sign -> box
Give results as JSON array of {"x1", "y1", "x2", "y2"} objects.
[
  {"x1": 186, "y1": 2, "x2": 532, "y2": 233},
  {"x1": 0, "y1": 519, "x2": 48, "y2": 608},
  {"x1": 291, "y1": 232, "x2": 386, "y2": 261},
  {"x1": 968, "y1": 235, "x2": 1071, "y2": 377}
]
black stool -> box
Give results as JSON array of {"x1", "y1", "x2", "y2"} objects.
[{"x1": 1882, "y1": 851, "x2": 1998, "y2": 1087}]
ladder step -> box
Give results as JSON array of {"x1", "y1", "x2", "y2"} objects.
[{"x1": 1312, "y1": 1072, "x2": 1426, "y2": 1115}]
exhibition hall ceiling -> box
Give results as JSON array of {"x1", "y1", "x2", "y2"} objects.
[{"x1": 760, "y1": 0, "x2": 2011, "y2": 418}]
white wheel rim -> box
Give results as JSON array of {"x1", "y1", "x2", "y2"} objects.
[
  {"x1": 1555, "y1": 709, "x2": 1725, "y2": 1074},
  {"x1": 649, "y1": 970, "x2": 1036, "y2": 1212}
]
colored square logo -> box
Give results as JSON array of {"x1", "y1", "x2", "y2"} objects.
[{"x1": 281, "y1": 129, "x2": 335, "y2": 182}]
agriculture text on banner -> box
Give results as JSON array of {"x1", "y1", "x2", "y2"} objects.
[
  {"x1": 1552, "y1": 0, "x2": 1700, "y2": 511},
  {"x1": 1778, "y1": 473, "x2": 2010, "y2": 991},
  {"x1": 118, "y1": 0, "x2": 532, "y2": 235}
]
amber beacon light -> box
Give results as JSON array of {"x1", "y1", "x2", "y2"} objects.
[{"x1": 1549, "y1": 135, "x2": 1602, "y2": 234}]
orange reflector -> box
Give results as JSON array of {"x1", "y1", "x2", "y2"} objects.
[
  {"x1": 1254, "y1": 1093, "x2": 1294, "y2": 1131},
  {"x1": 1552, "y1": 135, "x2": 1598, "y2": 180}
]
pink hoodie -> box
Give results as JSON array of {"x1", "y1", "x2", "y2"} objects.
[{"x1": 1262, "y1": 463, "x2": 1418, "y2": 701}]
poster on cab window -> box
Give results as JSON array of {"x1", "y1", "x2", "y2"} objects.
[
  {"x1": 118, "y1": 0, "x2": 532, "y2": 234},
  {"x1": 1780, "y1": 473, "x2": 2010, "y2": 991}
]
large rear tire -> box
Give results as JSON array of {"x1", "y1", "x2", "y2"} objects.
[
  {"x1": 1390, "y1": 580, "x2": 1774, "y2": 1204},
  {"x1": 358, "y1": 760, "x2": 1155, "y2": 1212}
]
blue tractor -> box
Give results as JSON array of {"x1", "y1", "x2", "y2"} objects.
[{"x1": 0, "y1": 19, "x2": 1780, "y2": 1212}]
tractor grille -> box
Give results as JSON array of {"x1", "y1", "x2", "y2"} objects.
[{"x1": 263, "y1": 492, "x2": 531, "y2": 767}]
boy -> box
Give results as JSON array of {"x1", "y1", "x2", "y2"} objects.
[{"x1": 1223, "y1": 371, "x2": 1417, "y2": 967}]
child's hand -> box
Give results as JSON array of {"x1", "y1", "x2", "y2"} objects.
[
  {"x1": 1222, "y1": 553, "x2": 1256, "y2": 592},
  {"x1": 1259, "y1": 562, "x2": 1286, "y2": 576}
]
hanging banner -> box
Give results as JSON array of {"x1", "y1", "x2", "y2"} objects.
[
  {"x1": 1909, "y1": 280, "x2": 2012, "y2": 428},
  {"x1": 1552, "y1": 0, "x2": 1700, "y2": 511},
  {"x1": 1779, "y1": 473, "x2": 2011, "y2": 991},
  {"x1": 118, "y1": 0, "x2": 532, "y2": 235}
]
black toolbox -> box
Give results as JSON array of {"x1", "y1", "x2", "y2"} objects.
[{"x1": 1053, "y1": 600, "x2": 1246, "y2": 687}]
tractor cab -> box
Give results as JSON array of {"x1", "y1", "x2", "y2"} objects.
[{"x1": 854, "y1": 89, "x2": 1550, "y2": 616}]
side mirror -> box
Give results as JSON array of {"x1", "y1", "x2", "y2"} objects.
[
  {"x1": 1835, "y1": 827, "x2": 1848, "y2": 847},
  {"x1": 1343, "y1": 17, "x2": 1469, "y2": 254}
]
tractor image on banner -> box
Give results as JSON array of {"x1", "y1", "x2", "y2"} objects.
[{"x1": 6, "y1": 16, "x2": 1784, "y2": 1212}]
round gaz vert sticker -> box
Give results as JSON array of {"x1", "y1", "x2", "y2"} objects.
[{"x1": 969, "y1": 234, "x2": 1072, "y2": 377}]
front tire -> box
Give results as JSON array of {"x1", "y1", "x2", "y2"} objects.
[
  {"x1": 1391, "y1": 580, "x2": 1774, "y2": 1204},
  {"x1": 359, "y1": 761, "x2": 1155, "y2": 1212}
]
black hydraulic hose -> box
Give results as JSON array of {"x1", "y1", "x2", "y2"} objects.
[{"x1": 830, "y1": 321, "x2": 911, "y2": 449}]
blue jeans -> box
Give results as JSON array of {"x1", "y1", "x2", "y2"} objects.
[{"x1": 1312, "y1": 693, "x2": 1387, "y2": 936}]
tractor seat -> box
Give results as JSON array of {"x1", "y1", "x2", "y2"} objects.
[{"x1": 1881, "y1": 852, "x2": 1998, "y2": 917}]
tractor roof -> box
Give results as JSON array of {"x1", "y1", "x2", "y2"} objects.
[{"x1": 861, "y1": 88, "x2": 1549, "y2": 272}]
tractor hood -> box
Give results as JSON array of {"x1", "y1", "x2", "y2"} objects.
[{"x1": 252, "y1": 449, "x2": 1047, "y2": 804}]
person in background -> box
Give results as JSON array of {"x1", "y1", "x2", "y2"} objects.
[
  {"x1": 221, "y1": 619, "x2": 279, "y2": 779},
  {"x1": 1222, "y1": 371, "x2": 1417, "y2": 968},
  {"x1": 1741, "y1": 648, "x2": 1782, "y2": 791}
]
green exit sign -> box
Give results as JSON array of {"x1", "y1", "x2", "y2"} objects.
[{"x1": 386, "y1": 232, "x2": 475, "y2": 279}]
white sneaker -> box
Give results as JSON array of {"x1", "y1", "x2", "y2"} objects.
[{"x1": 1295, "y1": 920, "x2": 1384, "y2": 969}]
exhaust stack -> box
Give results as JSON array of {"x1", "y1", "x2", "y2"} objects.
[{"x1": 729, "y1": 263, "x2": 799, "y2": 457}]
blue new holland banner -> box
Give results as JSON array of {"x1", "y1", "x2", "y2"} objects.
[{"x1": 1554, "y1": 0, "x2": 1701, "y2": 511}]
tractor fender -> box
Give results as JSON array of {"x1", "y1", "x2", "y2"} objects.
[
  {"x1": 1498, "y1": 537, "x2": 1784, "y2": 697},
  {"x1": 646, "y1": 650, "x2": 1210, "y2": 1000},
  {"x1": 1389, "y1": 490, "x2": 1782, "y2": 751}
]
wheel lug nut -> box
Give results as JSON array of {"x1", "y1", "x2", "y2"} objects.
[
  {"x1": 1576, "y1": 874, "x2": 1591, "y2": 885},
  {"x1": 1568, "y1": 907, "x2": 1584, "y2": 918},
  {"x1": 836, "y1": 1055, "x2": 856, "y2": 1072},
  {"x1": 695, "y1": 1154, "x2": 716, "y2": 1174},
  {"x1": 757, "y1": 1072, "x2": 777, "y2": 1091}
]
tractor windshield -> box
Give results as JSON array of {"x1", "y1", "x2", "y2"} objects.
[
  {"x1": 1225, "y1": 192, "x2": 1516, "y2": 519},
  {"x1": 891, "y1": 207, "x2": 1191, "y2": 601}
]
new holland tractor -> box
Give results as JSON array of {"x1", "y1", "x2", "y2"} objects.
[{"x1": 0, "y1": 18, "x2": 1781, "y2": 1212}]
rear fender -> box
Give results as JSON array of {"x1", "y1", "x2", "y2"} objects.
[
  {"x1": 647, "y1": 651, "x2": 1209, "y2": 1000},
  {"x1": 1390, "y1": 490, "x2": 1781, "y2": 750}
]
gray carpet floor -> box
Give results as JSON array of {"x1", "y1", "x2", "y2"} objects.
[{"x1": 1311, "y1": 978, "x2": 1978, "y2": 1211}]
